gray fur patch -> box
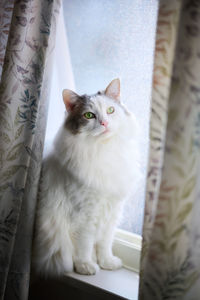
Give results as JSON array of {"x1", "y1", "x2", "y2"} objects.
[
  {"x1": 65, "y1": 94, "x2": 101, "y2": 134},
  {"x1": 65, "y1": 95, "x2": 89, "y2": 134}
]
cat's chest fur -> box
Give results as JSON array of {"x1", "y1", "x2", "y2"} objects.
[{"x1": 55, "y1": 127, "x2": 139, "y2": 199}]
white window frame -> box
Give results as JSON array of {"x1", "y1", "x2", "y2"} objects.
[{"x1": 113, "y1": 229, "x2": 142, "y2": 273}]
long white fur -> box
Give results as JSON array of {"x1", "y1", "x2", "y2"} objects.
[{"x1": 33, "y1": 92, "x2": 141, "y2": 277}]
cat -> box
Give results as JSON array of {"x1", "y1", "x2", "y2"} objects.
[{"x1": 33, "y1": 78, "x2": 141, "y2": 277}]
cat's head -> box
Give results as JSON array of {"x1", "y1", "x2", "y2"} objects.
[{"x1": 62, "y1": 79, "x2": 129, "y2": 139}]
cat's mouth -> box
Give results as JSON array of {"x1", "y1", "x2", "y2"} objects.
[
  {"x1": 102, "y1": 128, "x2": 109, "y2": 134},
  {"x1": 99, "y1": 128, "x2": 114, "y2": 140},
  {"x1": 91, "y1": 127, "x2": 111, "y2": 137}
]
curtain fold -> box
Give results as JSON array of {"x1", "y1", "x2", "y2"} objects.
[
  {"x1": 141, "y1": 0, "x2": 182, "y2": 261},
  {"x1": 0, "y1": 1, "x2": 60, "y2": 299},
  {"x1": 140, "y1": 0, "x2": 200, "y2": 299},
  {"x1": 0, "y1": 1, "x2": 15, "y2": 79}
]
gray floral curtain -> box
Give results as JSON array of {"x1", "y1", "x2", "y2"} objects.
[
  {"x1": 0, "y1": 1, "x2": 60, "y2": 299},
  {"x1": 140, "y1": 0, "x2": 200, "y2": 299}
]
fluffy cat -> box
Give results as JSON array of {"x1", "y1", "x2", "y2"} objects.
[{"x1": 33, "y1": 79, "x2": 141, "y2": 277}]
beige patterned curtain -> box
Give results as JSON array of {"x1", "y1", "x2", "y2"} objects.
[
  {"x1": 0, "y1": 1, "x2": 60, "y2": 299},
  {"x1": 140, "y1": 0, "x2": 200, "y2": 299}
]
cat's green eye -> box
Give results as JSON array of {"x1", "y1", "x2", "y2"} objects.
[
  {"x1": 107, "y1": 106, "x2": 115, "y2": 114},
  {"x1": 84, "y1": 112, "x2": 95, "y2": 119}
]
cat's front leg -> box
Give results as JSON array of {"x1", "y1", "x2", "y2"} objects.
[
  {"x1": 73, "y1": 229, "x2": 99, "y2": 275},
  {"x1": 97, "y1": 221, "x2": 122, "y2": 270}
]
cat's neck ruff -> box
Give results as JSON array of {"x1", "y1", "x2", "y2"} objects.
[{"x1": 53, "y1": 121, "x2": 140, "y2": 199}]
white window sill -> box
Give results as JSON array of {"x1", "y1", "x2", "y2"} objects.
[{"x1": 64, "y1": 268, "x2": 139, "y2": 300}]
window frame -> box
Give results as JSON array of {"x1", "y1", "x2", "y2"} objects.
[{"x1": 113, "y1": 229, "x2": 142, "y2": 273}]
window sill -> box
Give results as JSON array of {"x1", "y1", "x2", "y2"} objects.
[{"x1": 64, "y1": 268, "x2": 139, "y2": 300}]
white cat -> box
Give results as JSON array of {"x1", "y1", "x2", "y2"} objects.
[{"x1": 33, "y1": 79, "x2": 141, "y2": 276}]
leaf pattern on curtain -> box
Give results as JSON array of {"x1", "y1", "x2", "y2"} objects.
[
  {"x1": 140, "y1": 0, "x2": 200, "y2": 299},
  {"x1": 0, "y1": 1, "x2": 60, "y2": 299}
]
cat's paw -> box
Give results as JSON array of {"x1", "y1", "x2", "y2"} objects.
[
  {"x1": 98, "y1": 255, "x2": 122, "y2": 270},
  {"x1": 74, "y1": 260, "x2": 99, "y2": 275}
]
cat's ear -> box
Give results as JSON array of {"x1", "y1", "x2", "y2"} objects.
[
  {"x1": 105, "y1": 78, "x2": 120, "y2": 102},
  {"x1": 62, "y1": 89, "x2": 80, "y2": 112}
]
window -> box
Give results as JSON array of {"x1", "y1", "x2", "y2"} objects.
[{"x1": 45, "y1": 1, "x2": 158, "y2": 274}]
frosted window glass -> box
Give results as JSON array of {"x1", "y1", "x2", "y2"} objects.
[{"x1": 63, "y1": 0, "x2": 158, "y2": 234}]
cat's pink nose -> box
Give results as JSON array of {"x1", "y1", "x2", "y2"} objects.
[{"x1": 100, "y1": 120, "x2": 108, "y2": 128}]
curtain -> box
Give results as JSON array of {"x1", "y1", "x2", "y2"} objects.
[
  {"x1": 0, "y1": 1, "x2": 60, "y2": 299},
  {"x1": 140, "y1": 0, "x2": 200, "y2": 299}
]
